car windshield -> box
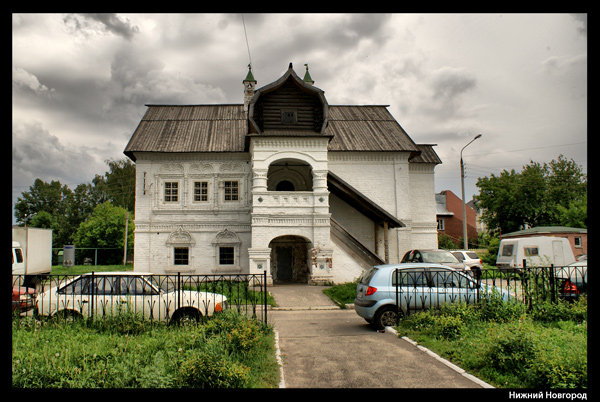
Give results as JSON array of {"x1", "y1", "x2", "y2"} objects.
[
  {"x1": 145, "y1": 275, "x2": 172, "y2": 292},
  {"x1": 421, "y1": 250, "x2": 459, "y2": 263}
]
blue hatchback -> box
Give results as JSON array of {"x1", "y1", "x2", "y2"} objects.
[{"x1": 354, "y1": 263, "x2": 507, "y2": 330}]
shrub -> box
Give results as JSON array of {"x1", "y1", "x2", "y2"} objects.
[
  {"x1": 178, "y1": 350, "x2": 250, "y2": 388},
  {"x1": 203, "y1": 310, "x2": 266, "y2": 355},
  {"x1": 485, "y1": 321, "x2": 537, "y2": 374},
  {"x1": 399, "y1": 309, "x2": 464, "y2": 340},
  {"x1": 477, "y1": 292, "x2": 525, "y2": 323},
  {"x1": 527, "y1": 346, "x2": 587, "y2": 388},
  {"x1": 435, "y1": 315, "x2": 464, "y2": 340}
]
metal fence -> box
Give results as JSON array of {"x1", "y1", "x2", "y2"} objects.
[
  {"x1": 394, "y1": 263, "x2": 587, "y2": 318},
  {"x1": 12, "y1": 271, "x2": 269, "y2": 326},
  {"x1": 52, "y1": 247, "x2": 134, "y2": 266}
]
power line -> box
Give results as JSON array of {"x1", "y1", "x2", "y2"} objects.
[{"x1": 241, "y1": 14, "x2": 252, "y2": 68}]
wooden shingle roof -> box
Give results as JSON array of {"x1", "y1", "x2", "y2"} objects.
[{"x1": 124, "y1": 103, "x2": 440, "y2": 164}]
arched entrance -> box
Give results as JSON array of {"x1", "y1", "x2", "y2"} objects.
[{"x1": 269, "y1": 235, "x2": 312, "y2": 283}]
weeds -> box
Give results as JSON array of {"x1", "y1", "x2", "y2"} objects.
[
  {"x1": 12, "y1": 311, "x2": 279, "y2": 388},
  {"x1": 395, "y1": 294, "x2": 587, "y2": 388}
]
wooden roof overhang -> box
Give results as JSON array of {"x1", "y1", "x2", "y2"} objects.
[{"x1": 327, "y1": 171, "x2": 404, "y2": 228}]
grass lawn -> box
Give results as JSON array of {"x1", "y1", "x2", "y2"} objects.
[
  {"x1": 12, "y1": 311, "x2": 280, "y2": 388},
  {"x1": 323, "y1": 281, "x2": 587, "y2": 388}
]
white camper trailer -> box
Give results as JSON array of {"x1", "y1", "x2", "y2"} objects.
[{"x1": 496, "y1": 236, "x2": 576, "y2": 270}]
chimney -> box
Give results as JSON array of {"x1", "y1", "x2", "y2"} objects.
[{"x1": 243, "y1": 64, "x2": 257, "y2": 112}]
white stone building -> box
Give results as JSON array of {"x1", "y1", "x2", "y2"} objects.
[{"x1": 124, "y1": 63, "x2": 441, "y2": 284}]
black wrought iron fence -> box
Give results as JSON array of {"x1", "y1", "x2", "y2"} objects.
[
  {"x1": 12, "y1": 271, "x2": 269, "y2": 325},
  {"x1": 394, "y1": 263, "x2": 587, "y2": 318}
]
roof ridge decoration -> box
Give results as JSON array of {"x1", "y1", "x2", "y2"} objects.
[
  {"x1": 247, "y1": 63, "x2": 329, "y2": 135},
  {"x1": 243, "y1": 63, "x2": 257, "y2": 83},
  {"x1": 303, "y1": 63, "x2": 314, "y2": 85}
]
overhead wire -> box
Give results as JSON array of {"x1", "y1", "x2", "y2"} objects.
[{"x1": 241, "y1": 14, "x2": 252, "y2": 68}]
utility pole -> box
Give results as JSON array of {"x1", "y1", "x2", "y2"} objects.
[
  {"x1": 123, "y1": 211, "x2": 129, "y2": 265},
  {"x1": 460, "y1": 134, "x2": 482, "y2": 249}
]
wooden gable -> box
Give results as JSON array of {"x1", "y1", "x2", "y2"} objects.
[{"x1": 248, "y1": 63, "x2": 328, "y2": 136}]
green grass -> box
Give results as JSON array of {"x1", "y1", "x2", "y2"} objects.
[
  {"x1": 322, "y1": 280, "x2": 357, "y2": 308},
  {"x1": 395, "y1": 295, "x2": 588, "y2": 388},
  {"x1": 50, "y1": 264, "x2": 133, "y2": 276},
  {"x1": 12, "y1": 310, "x2": 280, "y2": 388}
]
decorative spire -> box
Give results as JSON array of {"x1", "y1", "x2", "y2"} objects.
[
  {"x1": 303, "y1": 63, "x2": 314, "y2": 85},
  {"x1": 243, "y1": 63, "x2": 256, "y2": 83},
  {"x1": 243, "y1": 64, "x2": 256, "y2": 112}
]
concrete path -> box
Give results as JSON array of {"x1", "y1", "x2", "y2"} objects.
[{"x1": 267, "y1": 283, "x2": 491, "y2": 388}]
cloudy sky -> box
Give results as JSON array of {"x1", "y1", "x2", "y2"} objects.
[{"x1": 12, "y1": 13, "x2": 587, "y2": 223}]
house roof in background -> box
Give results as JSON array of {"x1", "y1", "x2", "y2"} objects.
[{"x1": 502, "y1": 226, "x2": 587, "y2": 238}]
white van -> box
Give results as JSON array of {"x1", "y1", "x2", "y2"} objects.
[{"x1": 496, "y1": 236, "x2": 576, "y2": 270}]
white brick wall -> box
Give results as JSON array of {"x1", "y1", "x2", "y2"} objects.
[{"x1": 130, "y1": 148, "x2": 438, "y2": 283}]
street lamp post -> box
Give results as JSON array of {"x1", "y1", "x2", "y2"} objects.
[{"x1": 460, "y1": 134, "x2": 482, "y2": 249}]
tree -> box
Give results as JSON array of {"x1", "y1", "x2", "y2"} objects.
[
  {"x1": 14, "y1": 179, "x2": 71, "y2": 225},
  {"x1": 15, "y1": 179, "x2": 74, "y2": 247},
  {"x1": 476, "y1": 155, "x2": 587, "y2": 234},
  {"x1": 94, "y1": 158, "x2": 136, "y2": 212},
  {"x1": 74, "y1": 201, "x2": 134, "y2": 248},
  {"x1": 74, "y1": 201, "x2": 134, "y2": 264},
  {"x1": 14, "y1": 158, "x2": 136, "y2": 249}
]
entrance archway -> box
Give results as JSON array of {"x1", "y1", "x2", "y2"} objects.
[{"x1": 268, "y1": 235, "x2": 312, "y2": 283}]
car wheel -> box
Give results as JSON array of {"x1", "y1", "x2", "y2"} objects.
[
  {"x1": 53, "y1": 309, "x2": 82, "y2": 323},
  {"x1": 373, "y1": 305, "x2": 400, "y2": 330},
  {"x1": 171, "y1": 308, "x2": 201, "y2": 325}
]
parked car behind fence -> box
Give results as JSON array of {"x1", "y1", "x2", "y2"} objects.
[
  {"x1": 354, "y1": 262, "x2": 587, "y2": 330},
  {"x1": 12, "y1": 272, "x2": 269, "y2": 325}
]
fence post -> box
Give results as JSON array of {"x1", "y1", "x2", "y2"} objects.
[
  {"x1": 395, "y1": 269, "x2": 400, "y2": 326},
  {"x1": 177, "y1": 272, "x2": 181, "y2": 312},
  {"x1": 549, "y1": 264, "x2": 556, "y2": 304},
  {"x1": 522, "y1": 259, "x2": 531, "y2": 310},
  {"x1": 90, "y1": 271, "x2": 95, "y2": 320},
  {"x1": 263, "y1": 270, "x2": 268, "y2": 325}
]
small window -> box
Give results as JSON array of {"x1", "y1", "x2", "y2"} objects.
[
  {"x1": 164, "y1": 182, "x2": 179, "y2": 202},
  {"x1": 174, "y1": 247, "x2": 189, "y2": 265},
  {"x1": 219, "y1": 247, "x2": 235, "y2": 265},
  {"x1": 437, "y1": 218, "x2": 445, "y2": 231},
  {"x1": 524, "y1": 247, "x2": 539, "y2": 257},
  {"x1": 501, "y1": 244, "x2": 514, "y2": 257},
  {"x1": 452, "y1": 252, "x2": 465, "y2": 262},
  {"x1": 574, "y1": 236, "x2": 582, "y2": 248},
  {"x1": 281, "y1": 109, "x2": 297, "y2": 124},
  {"x1": 224, "y1": 181, "x2": 239, "y2": 201},
  {"x1": 194, "y1": 181, "x2": 208, "y2": 202},
  {"x1": 14, "y1": 248, "x2": 23, "y2": 263}
]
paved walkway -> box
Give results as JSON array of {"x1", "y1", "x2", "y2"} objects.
[{"x1": 267, "y1": 283, "x2": 492, "y2": 388}]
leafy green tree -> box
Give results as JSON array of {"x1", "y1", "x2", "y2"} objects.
[
  {"x1": 476, "y1": 155, "x2": 587, "y2": 234},
  {"x1": 15, "y1": 179, "x2": 75, "y2": 247},
  {"x1": 14, "y1": 179, "x2": 71, "y2": 225},
  {"x1": 74, "y1": 201, "x2": 134, "y2": 264},
  {"x1": 74, "y1": 201, "x2": 134, "y2": 248},
  {"x1": 28, "y1": 210, "x2": 56, "y2": 230},
  {"x1": 93, "y1": 158, "x2": 136, "y2": 212}
]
